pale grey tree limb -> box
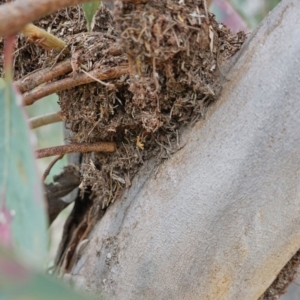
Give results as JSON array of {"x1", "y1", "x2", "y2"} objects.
[{"x1": 66, "y1": 0, "x2": 300, "y2": 299}]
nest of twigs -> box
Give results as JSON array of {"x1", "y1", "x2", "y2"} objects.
[
  {"x1": 57, "y1": 1, "x2": 245, "y2": 208},
  {"x1": 0, "y1": 0, "x2": 246, "y2": 207}
]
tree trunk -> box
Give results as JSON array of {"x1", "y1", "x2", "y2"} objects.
[{"x1": 66, "y1": 0, "x2": 300, "y2": 299}]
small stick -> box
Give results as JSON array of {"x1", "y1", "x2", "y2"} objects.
[
  {"x1": 23, "y1": 65, "x2": 129, "y2": 105},
  {"x1": 36, "y1": 142, "x2": 116, "y2": 159},
  {"x1": 203, "y1": 0, "x2": 210, "y2": 23},
  {"x1": 42, "y1": 154, "x2": 64, "y2": 181},
  {"x1": 21, "y1": 23, "x2": 68, "y2": 53},
  {"x1": 29, "y1": 111, "x2": 63, "y2": 129},
  {"x1": 16, "y1": 59, "x2": 72, "y2": 93}
]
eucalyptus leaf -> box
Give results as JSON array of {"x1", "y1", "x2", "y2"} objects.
[
  {"x1": 82, "y1": 1, "x2": 101, "y2": 31},
  {"x1": 0, "y1": 82, "x2": 48, "y2": 266}
]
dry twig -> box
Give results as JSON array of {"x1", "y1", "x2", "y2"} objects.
[
  {"x1": 36, "y1": 142, "x2": 116, "y2": 159},
  {"x1": 23, "y1": 65, "x2": 129, "y2": 105},
  {"x1": 29, "y1": 111, "x2": 63, "y2": 129},
  {"x1": 16, "y1": 59, "x2": 72, "y2": 93},
  {"x1": 42, "y1": 154, "x2": 64, "y2": 181},
  {"x1": 21, "y1": 23, "x2": 68, "y2": 52}
]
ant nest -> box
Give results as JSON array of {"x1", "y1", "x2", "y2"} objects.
[{"x1": 0, "y1": 1, "x2": 246, "y2": 207}]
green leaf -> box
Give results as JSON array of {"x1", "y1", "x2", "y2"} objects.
[
  {"x1": 0, "y1": 82, "x2": 48, "y2": 266},
  {"x1": 82, "y1": 1, "x2": 101, "y2": 31},
  {"x1": 0, "y1": 247, "x2": 93, "y2": 300}
]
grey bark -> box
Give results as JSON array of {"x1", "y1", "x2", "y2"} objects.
[{"x1": 67, "y1": 0, "x2": 300, "y2": 299}]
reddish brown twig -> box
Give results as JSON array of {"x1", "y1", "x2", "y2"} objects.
[
  {"x1": 23, "y1": 65, "x2": 129, "y2": 105},
  {"x1": 42, "y1": 154, "x2": 64, "y2": 181},
  {"x1": 36, "y1": 142, "x2": 116, "y2": 159},
  {"x1": 16, "y1": 59, "x2": 72, "y2": 93}
]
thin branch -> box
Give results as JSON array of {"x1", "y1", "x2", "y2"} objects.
[
  {"x1": 15, "y1": 59, "x2": 72, "y2": 93},
  {"x1": 42, "y1": 154, "x2": 64, "y2": 181},
  {"x1": 23, "y1": 65, "x2": 129, "y2": 105},
  {"x1": 36, "y1": 142, "x2": 116, "y2": 159},
  {"x1": 0, "y1": 0, "x2": 96, "y2": 37},
  {"x1": 21, "y1": 23, "x2": 68, "y2": 53},
  {"x1": 29, "y1": 111, "x2": 63, "y2": 129}
]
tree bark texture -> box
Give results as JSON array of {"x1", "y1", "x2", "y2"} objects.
[{"x1": 66, "y1": 0, "x2": 300, "y2": 299}]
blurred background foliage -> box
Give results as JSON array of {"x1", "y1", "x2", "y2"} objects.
[
  {"x1": 26, "y1": 94, "x2": 70, "y2": 268},
  {"x1": 228, "y1": 0, "x2": 282, "y2": 29},
  {"x1": 212, "y1": 0, "x2": 282, "y2": 31},
  {"x1": 0, "y1": 247, "x2": 94, "y2": 300},
  {"x1": 26, "y1": 94, "x2": 67, "y2": 184}
]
